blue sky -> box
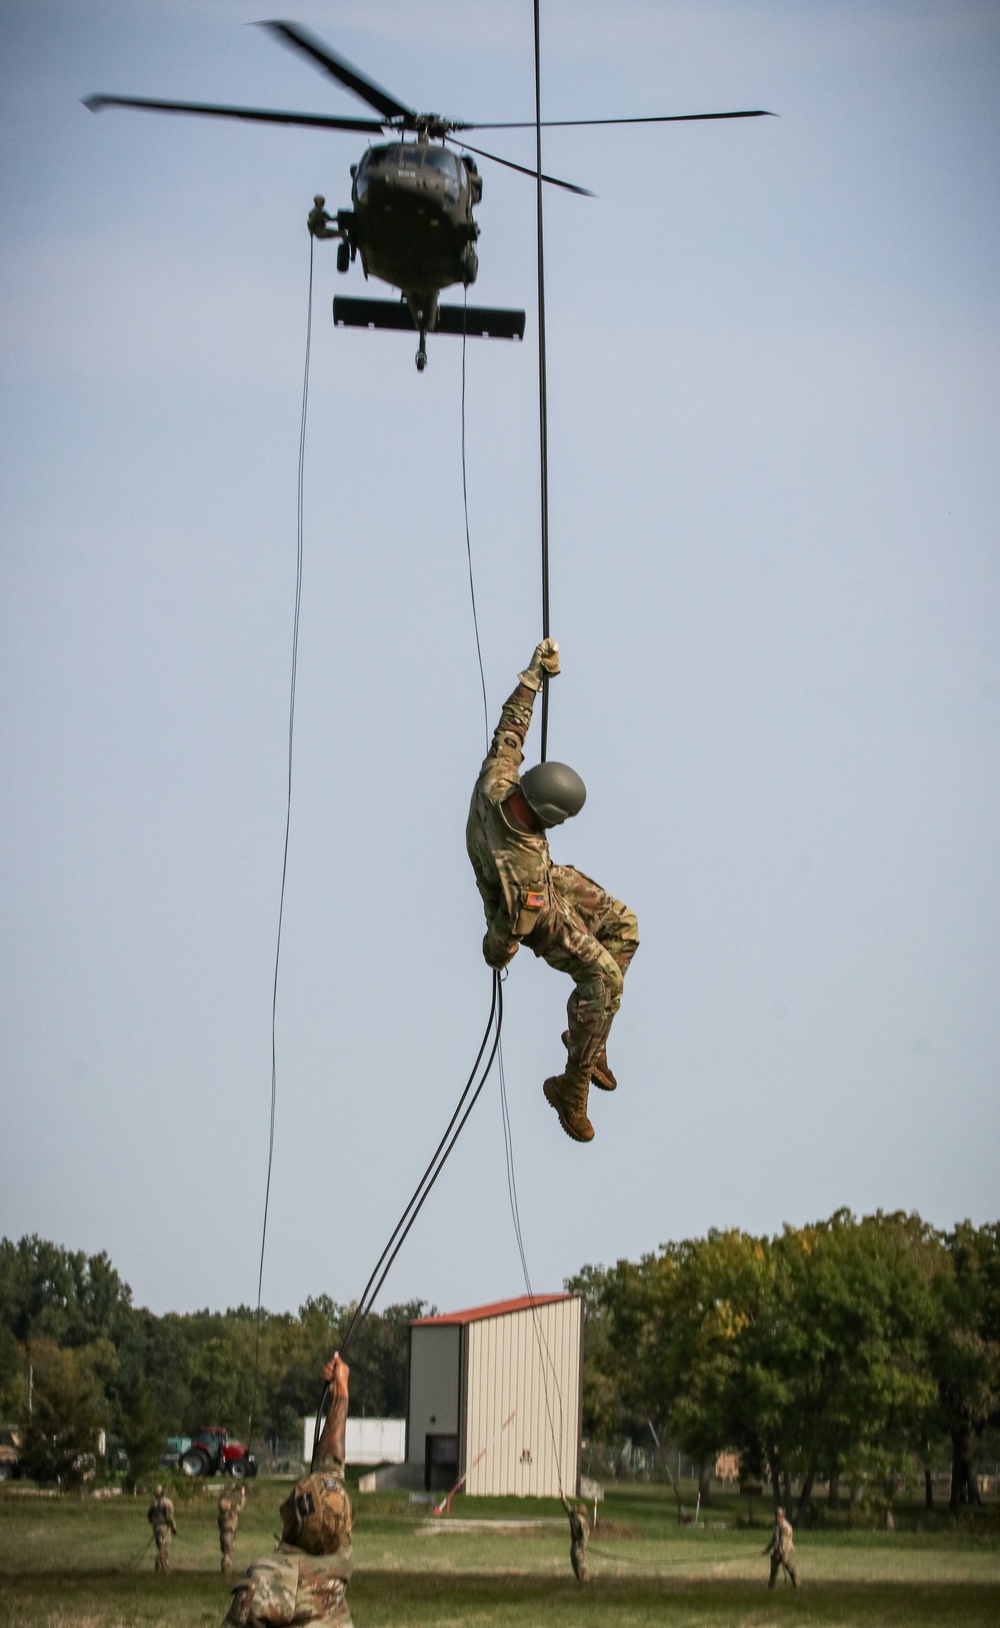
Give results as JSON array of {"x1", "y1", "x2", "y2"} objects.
[{"x1": 1, "y1": 0, "x2": 998, "y2": 1317}]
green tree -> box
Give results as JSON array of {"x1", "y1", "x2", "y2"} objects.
[
  {"x1": 932, "y1": 1222, "x2": 1000, "y2": 1509},
  {"x1": 120, "y1": 1378, "x2": 167, "y2": 1489},
  {"x1": 21, "y1": 1338, "x2": 109, "y2": 1486},
  {"x1": 0, "y1": 1236, "x2": 133, "y2": 1349},
  {"x1": 764, "y1": 1213, "x2": 941, "y2": 1519}
]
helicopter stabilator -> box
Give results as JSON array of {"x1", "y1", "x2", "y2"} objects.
[{"x1": 85, "y1": 19, "x2": 772, "y2": 371}]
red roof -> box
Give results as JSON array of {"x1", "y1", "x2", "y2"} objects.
[{"x1": 412, "y1": 1293, "x2": 575, "y2": 1328}]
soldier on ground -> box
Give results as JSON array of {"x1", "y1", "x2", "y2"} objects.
[
  {"x1": 223, "y1": 1352, "x2": 353, "y2": 1626},
  {"x1": 467, "y1": 638, "x2": 639, "y2": 1143},
  {"x1": 218, "y1": 1482, "x2": 247, "y2": 1573},
  {"x1": 763, "y1": 1505, "x2": 799, "y2": 1588},
  {"x1": 148, "y1": 1483, "x2": 177, "y2": 1572},
  {"x1": 560, "y1": 1490, "x2": 591, "y2": 1582}
]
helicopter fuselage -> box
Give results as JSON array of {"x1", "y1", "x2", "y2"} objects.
[{"x1": 337, "y1": 139, "x2": 482, "y2": 328}]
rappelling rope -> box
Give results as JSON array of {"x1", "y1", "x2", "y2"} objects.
[
  {"x1": 461, "y1": 290, "x2": 489, "y2": 748},
  {"x1": 534, "y1": 0, "x2": 551, "y2": 764},
  {"x1": 311, "y1": 972, "x2": 504, "y2": 1462},
  {"x1": 247, "y1": 233, "x2": 314, "y2": 1453},
  {"x1": 459, "y1": 294, "x2": 567, "y2": 1496}
]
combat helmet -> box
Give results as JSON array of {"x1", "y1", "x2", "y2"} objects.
[
  {"x1": 280, "y1": 1470, "x2": 352, "y2": 1556},
  {"x1": 519, "y1": 761, "x2": 586, "y2": 826}
]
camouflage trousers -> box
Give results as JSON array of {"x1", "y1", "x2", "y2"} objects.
[
  {"x1": 570, "y1": 1537, "x2": 590, "y2": 1583},
  {"x1": 152, "y1": 1527, "x2": 172, "y2": 1572},
  {"x1": 220, "y1": 1532, "x2": 236, "y2": 1573},
  {"x1": 524, "y1": 866, "x2": 638, "y2": 1074},
  {"x1": 768, "y1": 1553, "x2": 798, "y2": 1588},
  {"x1": 224, "y1": 1547, "x2": 352, "y2": 1627}
]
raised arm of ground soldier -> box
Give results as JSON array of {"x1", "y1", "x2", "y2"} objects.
[
  {"x1": 314, "y1": 1352, "x2": 349, "y2": 1469},
  {"x1": 479, "y1": 639, "x2": 560, "y2": 801}
]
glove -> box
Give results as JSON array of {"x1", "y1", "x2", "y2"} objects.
[
  {"x1": 483, "y1": 927, "x2": 519, "y2": 969},
  {"x1": 518, "y1": 637, "x2": 560, "y2": 691}
]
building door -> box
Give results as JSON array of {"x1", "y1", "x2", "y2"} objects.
[{"x1": 424, "y1": 1433, "x2": 459, "y2": 1492}]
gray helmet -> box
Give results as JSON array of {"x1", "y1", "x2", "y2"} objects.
[{"x1": 520, "y1": 761, "x2": 586, "y2": 826}]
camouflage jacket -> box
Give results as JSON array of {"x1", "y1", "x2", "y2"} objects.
[
  {"x1": 766, "y1": 1516, "x2": 794, "y2": 1559},
  {"x1": 148, "y1": 1494, "x2": 176, "y2": 1533},
  {"x1": 567, "y1": 1505, "x2": 589, "y2": 1548},
  {"x1": 467, "y1": 681, "x2": 552, "y2": 954},
  {"x1": 219, "y1": 1495, "x2": 242, "y2": 1537},
  {"x1": 224, "y1": 1541, "x2": 353, "y2": 1626}
]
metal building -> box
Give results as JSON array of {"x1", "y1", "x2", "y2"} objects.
[{"x1": 406, "y1": 1293, "x2": 582, "y2": 1498}]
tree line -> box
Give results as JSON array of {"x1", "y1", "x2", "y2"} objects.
[
  {"x1": 567, "y1": 1210, "x2": 999, "y2": 1517},
  {"x1": 2, "y1": 1213, "x2": 998, "y2": 1512},
  {"x1": 0, "y1": 1234, "x2": 424, "y2": 1486}
]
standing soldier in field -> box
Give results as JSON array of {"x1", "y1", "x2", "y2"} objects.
[
  {"x1": 467, "y1": 637, "x2": 639, "y2": 1144},
  {"x1": 763, "y1": 1505, "x2": 799, "y2": 1588},
  {"x1": 218, "y1": 1482, "x2": 246, "y2": 1573},
  {"x1": 148, "y1": 1483, "x2": 178, "y2": 1572},
  {"x1": 560, "y1": 1490, "x2": 591, "y2": 1583},
  {"x1": 223, "y1": 1352, "x2": 353, "y2": 1626}
]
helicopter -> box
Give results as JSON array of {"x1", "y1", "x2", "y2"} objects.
[{"x1": 85, "y1": 19, "x2": 772, "y2": 371}]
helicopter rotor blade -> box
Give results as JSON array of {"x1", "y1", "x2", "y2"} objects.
[
  {"x1": 260, "y1": 21, "x2": 415, "y2": 124},
  {"x1": 83, "y1": 93, "x2": 385, "y2": 133},
  {"x1": 457, "y1": 140, "x2": 592, "y2": 196},
  {"x1": 462, "y1": 110, "x2": 774, "y2": 130}
]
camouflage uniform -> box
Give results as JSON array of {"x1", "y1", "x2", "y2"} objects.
[
  {"x1": 223, "y1": 1536, "x2": 352, "y2": 1626},
  {"x1": 765, "y1": 1511, "x2": 798, "y2": 1588},
  {"x1": 148, "y1": 1487, "x2": 177, "y2": 1572},
  {"x1": 307, "y1": 196, "x2": 337, "y2": 239},
  {"x1": 224, "y1": 1363, "x2": 353, "y2": 1628},
  {"x1": 218, "y1": 1485, "x2": 245, "y2": 1574},
  {"x1": 562, "y1": 1495, "x2": 590, "y2": 1583},
  {"x1": 467, "y1": 677, "x2": 638, "y2": 1088}
]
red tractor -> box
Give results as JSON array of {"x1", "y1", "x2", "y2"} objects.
[{"x1": 180, "y1": 1426, "x2": 258, "y2": 1479}]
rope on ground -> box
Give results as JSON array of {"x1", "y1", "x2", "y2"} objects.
[{"x1": 247, "y1": 231, "x2": 314, "y2": 1452}]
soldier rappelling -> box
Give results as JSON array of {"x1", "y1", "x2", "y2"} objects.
[{"x1": 467, "y1": 638, "x2": 639, "y2": 1142}]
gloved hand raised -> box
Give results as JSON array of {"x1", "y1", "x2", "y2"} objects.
[
  {"x1": 519, "y1": 637, "x2": 560, "y2": 691},
  {"x1": 483, "y1": 927, "x2": 519, "y2": 969}
]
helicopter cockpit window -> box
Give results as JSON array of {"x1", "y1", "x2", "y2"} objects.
[
  {"x1": 354, "y1": 145, "x2": 398, "y2": 200},
  {"x1": 421, "y1": 147, "x2": 461, "y2": 200},
  {"x1": 355, "y1": 144, "x2": 460, "y2": 202}
]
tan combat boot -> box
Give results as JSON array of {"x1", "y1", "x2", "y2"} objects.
[
  {"x1": 562, "y1": 1031, "x2": 617, "y2": 1092},
  {"x1": 543, "y1": 1067, "x2": 594, "y2": 1143}
]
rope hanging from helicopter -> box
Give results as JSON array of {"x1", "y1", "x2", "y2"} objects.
[{"x1": 246, "y1": 232, "x2": 314, "y2": 1451}]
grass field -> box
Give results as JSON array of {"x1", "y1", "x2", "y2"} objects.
[{"x1": 2, "y1": 1480, "x2": 999, "y2": 1628}]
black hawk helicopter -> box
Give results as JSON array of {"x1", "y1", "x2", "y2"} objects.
[{"x1": 86, "y1": 20, "x2": 771, "y2": 371}]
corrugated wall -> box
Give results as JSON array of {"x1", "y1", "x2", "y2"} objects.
[
  {"x1": 406, "y1": 1324, "x2": 461, "y2": 1465},
  {"x1": 463, "y1": 1297, "x2": 581, "y2": 1498}
]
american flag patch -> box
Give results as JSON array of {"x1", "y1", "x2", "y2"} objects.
[{"x1": 525, "y1": 891, "x2": 545, "y2": 909}]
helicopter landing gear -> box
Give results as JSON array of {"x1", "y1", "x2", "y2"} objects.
[
  {"x1": 415, "y1": 332, "x2": 427, "y2": 372},
  {"x1": 336, "y1": 240, "x2": 350, "y2": 273}
]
